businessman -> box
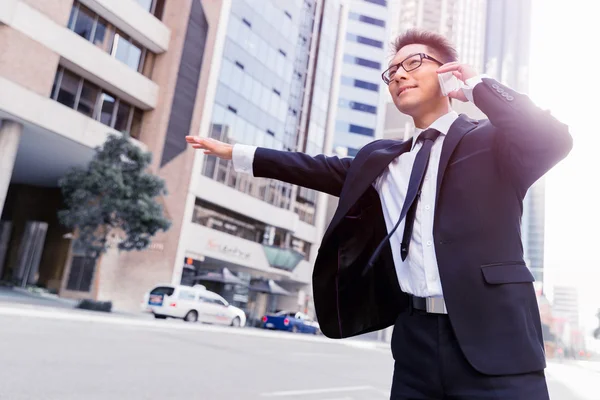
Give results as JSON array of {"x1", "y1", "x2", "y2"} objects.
[{"x1": 187, "y1": 29, "x2": 572, "y2": 399}]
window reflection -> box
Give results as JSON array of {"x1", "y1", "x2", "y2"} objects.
[
  {"x1": 51, "y1": 67, "x2": 142, "y2": 136},
  {"x1": 77, "y1": 81, "x2": 100, "y2": 117},
  {"x1": 68, "y1": 1, "x2": 150, "y2": 75},
  {"x1": 114, "y1": 101, "x2": 132, "y2": 133},
  {"x1": 55, "y1": 70, "x2": 80, "y2": 108},
  {"x1": 71, "y1": 5, "x2": 94, "y2": 40},
  {"x1": 112, "y1": 32, "x2": 143, "y2": 71},
  {"x1": 99, "y1": 93, "x2": 116, "y2": 126}
]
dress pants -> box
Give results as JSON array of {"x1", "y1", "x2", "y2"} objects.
[{"x1": 390, "y1": 308, "x2": 549, "y2": 400}]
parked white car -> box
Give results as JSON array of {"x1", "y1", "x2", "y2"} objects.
[{"x1": 142, "y1": 284, "x2": 246, "y2": 327}]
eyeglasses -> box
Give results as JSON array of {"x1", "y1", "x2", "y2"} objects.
[{"x1": 381, "y1": 53, "x2": 444, "y2": 85}]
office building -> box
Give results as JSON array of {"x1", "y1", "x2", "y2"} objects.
[
  {"x1": 175, "y1": 0, "x2": 347, "y2": 323},
  {"x1": 333, "y1": 0, "x2": 390, "y2": 157},
  {"x1": 552, "y1": 285, "x2": 580, "y2": 328},
  {"x1": 0, "y1": 0, "x2": 347, "y2": 320}
]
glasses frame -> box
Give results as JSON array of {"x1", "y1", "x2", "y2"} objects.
[{"x1": 381, "y1": 53, "x2": 444, "y2": 85}]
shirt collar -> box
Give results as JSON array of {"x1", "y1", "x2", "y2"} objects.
[{"x1": 411, "y1": 110, "x2": 459, "y2": 150}]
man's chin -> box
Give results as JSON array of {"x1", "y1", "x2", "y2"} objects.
[{"x1": 394, "y1": 100, "x2": 418, "y2": 116}]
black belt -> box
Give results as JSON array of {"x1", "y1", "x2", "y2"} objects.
[{"x1": 409, "y1": 295, "x2": 448, "y2": 314}]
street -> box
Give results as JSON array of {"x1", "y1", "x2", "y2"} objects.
[{"x1": 0, "y1": 303, "x2": 596, "y2": 400}]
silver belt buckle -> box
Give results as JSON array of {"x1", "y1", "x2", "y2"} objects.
[{"x1": 426, "y1": 296, "x2": 448, "y2": 314}]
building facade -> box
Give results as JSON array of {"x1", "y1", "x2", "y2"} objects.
[
  {"x1": 171, "y1": 0, "x2": 347, "y2": 325},
  {"x1": 0, "y1": 0, "x2": 346, "y2": 320},
  {"x1": 333, "y1": 0, "x2": 390, "y2": 157},
  {"x1": 0, "y1": 0, "x2": 190, "y2": 299}
]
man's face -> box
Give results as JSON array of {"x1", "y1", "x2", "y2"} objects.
[{"x1": 386, "y1": 44, "x2": 444, "y2": 115}]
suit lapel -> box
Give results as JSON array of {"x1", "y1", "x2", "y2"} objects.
[
  {"x1": 435, "y1": 114, "x2": 479, "y2": 206},
  {"x1": 324, "y1": 140, "x2": 412, "y2": 241}
]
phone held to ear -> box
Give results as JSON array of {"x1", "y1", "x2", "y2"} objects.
[{"x1": 438, "y1": 72, "x2": 461, "y2": 96}]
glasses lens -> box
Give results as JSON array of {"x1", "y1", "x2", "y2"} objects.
[
  {"x1": 384, "y1": 65, "x2": 398, "y2": 84},
  {"x1": 402, "y1": 54, "x2": 423, "y2": 72}
]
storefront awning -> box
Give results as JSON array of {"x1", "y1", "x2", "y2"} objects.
[
  {"x1": 249, "y1": 279, "x2": 292, "y2": 296},
  {"x1": 194, "y1": 267, "x2": 248, "y2": 286},
  {"x1": 262, "y1": 245, "x2": 304, "y2": 272}
]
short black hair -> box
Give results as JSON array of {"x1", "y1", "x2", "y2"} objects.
[{"x1": 392, "y1": 29, "x2": 458, "y2": 63}]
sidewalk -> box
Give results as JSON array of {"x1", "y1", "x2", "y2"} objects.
[{"x1": 0, "y1": 285, "x2": 78, "y2": 309}]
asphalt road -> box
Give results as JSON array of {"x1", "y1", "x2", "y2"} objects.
[{"x1": 0, "y1": 303, "x2": 595, "y2": 400}]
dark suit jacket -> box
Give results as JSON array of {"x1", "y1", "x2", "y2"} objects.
[{"x1": 251, "y1": 78, "x2": 572, "y2": 375}]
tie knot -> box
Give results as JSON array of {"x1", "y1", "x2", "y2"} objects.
[{"x1": 417, "y1": 128, "x2": 440, "y2": 143}]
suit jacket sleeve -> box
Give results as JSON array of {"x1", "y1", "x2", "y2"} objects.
[
  {"x1": 252, "y1": 148, "x2": 353, "y2": 197},
  {"x1": 473, "y1": 78, "x2": 573, "y2": 194}
]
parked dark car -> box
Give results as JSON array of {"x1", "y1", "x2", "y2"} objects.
[{"x1": 261, "y1": 310, "x2": 320, "y2": 334}]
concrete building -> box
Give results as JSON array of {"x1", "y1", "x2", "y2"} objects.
[
  {"x1": 552, "y1": 286, "x2": 580, "y2": 330},
  {"x1": 0, "y1": 0, "x2": 182, "y2": 299},
  {"x1": 0, "y1": 0, "x2": 347, "y2": 321},
  {"x1": 172, "y1": 0, "x2": 347, "y2": 325},
  {"x1": 333, "y1": 0, "x2": 390, "y2": 157}
]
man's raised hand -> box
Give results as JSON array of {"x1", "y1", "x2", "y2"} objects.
[{"x1": 185, "y1": 136, "x2": 233, "y2": 160}]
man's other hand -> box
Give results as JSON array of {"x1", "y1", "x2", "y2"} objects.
[
  {"x1": 436, "y1": 62, "x2": 478, "y2": 102},
  {"x1": 185, "y1": 136, "x2": 233, "y2": 160}
]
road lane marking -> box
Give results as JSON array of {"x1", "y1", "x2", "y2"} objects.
[{"x1": 260, "y1": 386, "x2": 373, "y2": 397}]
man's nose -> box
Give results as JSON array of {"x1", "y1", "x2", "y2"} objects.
[{"x1": 393, "y1": 66, "x2": 409, "y2": 83}]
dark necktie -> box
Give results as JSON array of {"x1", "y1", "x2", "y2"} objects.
[{"x1": 363, "y1": 128, "x2": 441, "y2": 275}]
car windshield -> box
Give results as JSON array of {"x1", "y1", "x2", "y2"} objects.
[
  {"x1": 150, "y1": 286, "x2": 175, "y2": 296},
  {"x1": 273, "y1": 310, "x2": 296, "y2": 317}
]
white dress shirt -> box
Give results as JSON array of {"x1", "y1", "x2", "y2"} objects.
[{"x1": 231, "y1": 76, "x2": 485, "y2": 297}]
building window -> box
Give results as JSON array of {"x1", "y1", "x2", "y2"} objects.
[
  {"x1": 66, "y1": 256, "x2": 96, "y2": 292},
  {"x1": 203, "y1": 119, "x2": 293, "y2": 210},
  {"x1": 349, "y1": 124, "x2": 375, "y2": 136},
  {"x1": 134, "y1": 0, "x2": 165, "y2": 19},
  {"x1": 347, "y1": 147, "x2": 359, "y2": 157},
  {"x1": 364, "y1": 0, "x2": 387, "y2": 6},
  {"x1": 341, "y1": 76, "x2": 379, "y2": 92},
  {"x1": 192, "y1": 199, "x2": 274, "y2": 244},
  {"x1": 348, "y1": 12, "x2": 386, "y2": 28},
  {"x1": 346, "y1": 33, "x2": 384, "y2": 49},
  {"x1": 343, "y1": 54, "x2": 381, "y2": 70},
  {"x1": 336, "y1": 121, "x2": 375, "y2": 137},
  {"x1": 53, "y1": 69, "x2": 80, "y2": 109},
  {"x1": 51, "y1": 67, "x2": 143, "y2": 138},
  {"x1": 291, "y1": 237, "x2": 311, "y2": 261},
  {"x1": 111, "y1": 31, "x2": 144, "y2": 71},
  {"x1": 67, "y1": 1, "x2": 153, "y2": 76},
  {"x1": 339, "y1": 99, "x2": 377, "y2": 114}
]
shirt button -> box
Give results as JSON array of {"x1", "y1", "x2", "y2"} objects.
[
  {"x1": 427, "y1": 240, "x2": 432, "y2": 246},
  {"x1": 425, "y1": 205, "x2": 431, "y2": 210}
]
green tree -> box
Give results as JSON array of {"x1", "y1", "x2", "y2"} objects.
[{"x1": 58, "y1": 134, "x2": 171, "y2": 259}]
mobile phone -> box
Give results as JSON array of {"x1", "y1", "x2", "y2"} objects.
[{"x1": 438, "y1": 72, "x2": 460, "y2": 96}]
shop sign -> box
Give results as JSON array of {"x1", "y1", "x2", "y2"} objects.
[{"x1": 206, "y1": 239, "x2": 251, "y2": 260}]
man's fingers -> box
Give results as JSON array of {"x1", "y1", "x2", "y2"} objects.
[{"x1": 437, "y1": 62, "x2": 461, "y2": 73}]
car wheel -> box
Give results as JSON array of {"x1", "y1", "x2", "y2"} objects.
[
  {"x1": 231, "y1": 317, "x2": 241, "y2": 327},
  {"x1": 184, "y1": 310, "x2": 198, "y2": 323},
  {"x1": 292, "y1": 325, "x2": 299, "y2": 333},
  {"x1": 154, "y1": 314, "x2": 167, "y2": 319}
]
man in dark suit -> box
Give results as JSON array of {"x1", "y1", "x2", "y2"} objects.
[{"x1": 187, "y1": 29, "x2": 572, "y2": 399}]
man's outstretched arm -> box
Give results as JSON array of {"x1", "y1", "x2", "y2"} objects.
[{"x1": 186, "y1": 136, "x2": 352, "y2": 197}]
